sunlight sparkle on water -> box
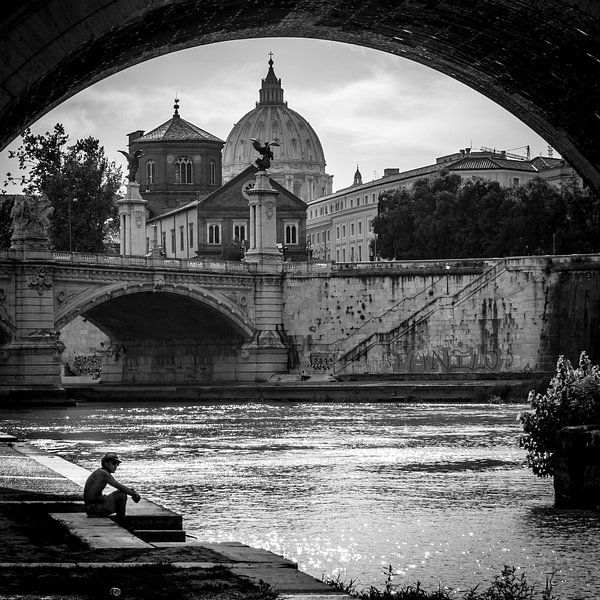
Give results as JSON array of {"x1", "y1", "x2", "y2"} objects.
[{"x1": 1, "y1": 402, "x2": 599, "y2": 599}]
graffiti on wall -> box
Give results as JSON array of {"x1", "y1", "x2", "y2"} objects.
[
  {"x1": 366, "y1": 346, "x2": 516, "y2": 374},
  {"x1": 73, "y1": 354, "x2": 102, "y2": 379},
  {"x1": 306, "y1": 351, "x2": 337, "y2": 371}
]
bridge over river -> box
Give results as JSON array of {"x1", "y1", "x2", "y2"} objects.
[{"x1": 2, "y1": 247, "x2": 600, "y2": 398}]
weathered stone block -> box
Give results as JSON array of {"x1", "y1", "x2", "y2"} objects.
[{"x1": 554, "y1": 426, "x2": 600, "y2": 509}]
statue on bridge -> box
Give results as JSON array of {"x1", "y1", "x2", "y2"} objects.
[
  {"x1": 118, "y1": 149, "x2": 144, "y2": 182},
  {"x1": 10, "y1": 193, "x2": 53, "y2": 249},
  {"x1": 250, "y1": 138, "x2": 280, "y2": 171}
]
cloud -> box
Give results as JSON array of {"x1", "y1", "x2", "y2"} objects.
[{"x1": 0, "y1": 38, "x2": 556, "y2": 194}]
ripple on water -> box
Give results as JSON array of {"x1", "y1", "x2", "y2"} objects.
[{"x1": 2, "y1": 402, "x2": 599, "y2": 599}]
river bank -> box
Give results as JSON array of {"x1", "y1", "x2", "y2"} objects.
[
  {"x1": 1, "y1": 375, "x2": 549, "y2": 406},
  {"x1": 0, "y1": 433, "x2": 348, "y2": 599}
]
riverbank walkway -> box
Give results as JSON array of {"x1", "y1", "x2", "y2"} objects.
[{"x1": 0, "y1": 430, "x2": 348, "y2": 599}]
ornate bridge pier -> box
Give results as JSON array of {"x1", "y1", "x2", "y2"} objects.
[{"x1": 1, "y1": 196, "x2": 65, "y2": 397}]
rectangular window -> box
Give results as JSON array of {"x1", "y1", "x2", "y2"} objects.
[
  {"x1": 327, "y1": 230, "x2": 330, "y2": 242},
  {"x1": 170, "y1": 229, "x2": 175, "y2": 254},
  {"x1": 351, "y1": 223, "x2": 355, "y2": 236},
  {"x1": 189, "y1": 223, "x2": 194, "y2": 248},
  {"x1": 336, "y1": 226, "x2": 340, "y2": 240},
  {"x1": 179, "y1": 226, "x2": 184, "y2": 251},
  {"x1": 342, "y1": 225, "x2": 346, "y2": 238},
  {"x1": 358, "y1": 221, "x2": 362, "y2": 235},
  {"x1": 161, "y1": 231, "x2": 166, "y2": 252},
  {"x1": 210, "y1": 161, "x2": 216, "y2": 184},
  {"x1": 513, "y1": 177, "x2": 520, "y2": 187},
  {"x1": 358, "y1": 245, "x2": 362, "y2": 261}
]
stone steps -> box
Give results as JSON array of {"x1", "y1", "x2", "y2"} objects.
[
  {"x1": 50, "y1": 513, "x2": 152, "y2": 549},
  {"x1": 133, "y1": 529, "x2": 186, "y2": 542}
]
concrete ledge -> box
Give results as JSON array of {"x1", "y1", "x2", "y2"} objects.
[
  {"x1": 133, "y1": 529, "x2": 186, "y2": 542},
  {"x1": 50, "y1": 513, "x2": 152, "y2": 549}
]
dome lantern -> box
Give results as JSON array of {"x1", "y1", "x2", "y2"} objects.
[{"x1": 258, "y1": 53, "x2": 287, "y2": 107}]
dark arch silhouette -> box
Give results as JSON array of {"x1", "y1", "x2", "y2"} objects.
[{"x1": 2, "y1": 1, "x2": 600, "y2": 191}]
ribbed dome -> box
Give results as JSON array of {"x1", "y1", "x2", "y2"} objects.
[{"x1": 222, "y1": 57, "x2": 332, "y2": 202}]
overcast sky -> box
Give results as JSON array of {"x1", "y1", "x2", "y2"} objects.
[{"x1": 0, "y1": 37, "x2": 557, "y2": 194}]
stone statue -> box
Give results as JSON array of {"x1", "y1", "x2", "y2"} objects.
[
  {"x1": 250, "y1": 138, "x2": 280, "y2": 171},
  {"x1": 118, "y1": 149, "x2": 144, "y2": 182},
  {"x1": 10, "y1": 193, "x2": 53, "y2": 241}
]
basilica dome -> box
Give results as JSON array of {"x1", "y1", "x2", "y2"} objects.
[{"x1": 222, "y1": 57, "x2": 333, "y2": 202}]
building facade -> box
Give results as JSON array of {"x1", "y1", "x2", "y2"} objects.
[
  {"x1": 222, "y1": 57, "x2": 333, "y2": 203},
  {"x1": 146, "y1": 165, "x2": 308, "y2": 261},
  {"x1": 127, "y1": 99, "x2": 225, "y2": 218},
  {"x1": 307, "y1": 148, "x2": 582, "y2": 263}
]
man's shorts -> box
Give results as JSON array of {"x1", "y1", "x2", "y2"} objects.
[{"x1": 85, "y1": 491, "x2": 118, "y2": 517}]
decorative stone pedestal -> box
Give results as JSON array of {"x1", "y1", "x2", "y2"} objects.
[
  {"x1": 240, "y1": 170, "x2": 288, "y2": 381},
  {"x1": 244, "y1": 171, "x2": 282, "y2": 265},
  {"x1": 118, "y1": 182, "x2": 148, "y2": 256}
]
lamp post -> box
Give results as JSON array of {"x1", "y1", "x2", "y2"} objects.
[{"x1": 68, "y1": 197, "x2": 78, "y2": 252}]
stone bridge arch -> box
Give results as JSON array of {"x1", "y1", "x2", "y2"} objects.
[
  {"x1": 53, "y1": 281, "x2": 261, "y2": 385},
  {"x1": 54, "y1": 281, "x2": 256, "y2": 341},
  {"x1": 2, "y1": 2, "x2": 600, "y2": 192}
]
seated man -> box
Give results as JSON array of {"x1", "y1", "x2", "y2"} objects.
[{"x1": 83, "y1": 452, "x2": 141, "y2": 519}]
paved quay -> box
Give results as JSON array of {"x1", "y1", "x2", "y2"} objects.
[
  {"x1": 61, "y1": 376, "x2": 544, "y2": 403},
  {"x1": 0, "y1": 431, "x2": 349, "y2": 599}
]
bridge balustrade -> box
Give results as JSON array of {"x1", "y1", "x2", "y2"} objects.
[{"x1": 46, "y1": 251, "x2": 257, "y2": 273}]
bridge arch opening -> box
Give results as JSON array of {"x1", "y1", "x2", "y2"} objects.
[
  {"x1": 2, "y1": 2, "x2": 600, "y2": 193},
  {"x1": 57, "y1": 288, "x2": 253, "y2": 384}
]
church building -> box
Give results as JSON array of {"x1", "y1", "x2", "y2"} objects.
[
  {"x1": 222, "y1": 56, "x2": 333, "y2": 203},
  {"x1": 127, "y1": 99, "x2": 225, "y2": 218},
  {"x1": 145, "y1": 165, "x2": 308, "y2": 261}
]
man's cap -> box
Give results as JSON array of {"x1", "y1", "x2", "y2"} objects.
[{"x1": 102, "y1": 452, "x2": 121, "y2": 464}]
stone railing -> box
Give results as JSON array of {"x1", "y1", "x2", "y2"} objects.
[{"x1": 51, "y1": 252, "x2": 250, "y2": 273}]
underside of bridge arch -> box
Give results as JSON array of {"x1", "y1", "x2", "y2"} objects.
[
  {"x1": 67, "y1": 291, "x2": 249, "y2": 383},
  {"x1": 2, "y1": 1, "x2": 600, "y2": 192}
]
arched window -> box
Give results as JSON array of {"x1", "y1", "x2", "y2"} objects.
[
  {"x1": 175, "y1": 156, "x2": 192, "y2": 184},
  {"x1": 233, "y1": 223, "x2": 247, "y2": 241},
  {"x1": 209, "y1": 160, "x2": 216, "y2": 184},
  {"x1": 208, "y1": 224, "x2": 221, "y2": 244},
  {"x1": 145, "y1": 160, "x2": 155, "y2": 184},
  {"x1": 285, "y1": 223, "x2": 298, "y2": 245}
]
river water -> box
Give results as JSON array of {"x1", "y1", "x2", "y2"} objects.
[{"x1": 1, "y1": 401, "x2": 599, "y2": 598}]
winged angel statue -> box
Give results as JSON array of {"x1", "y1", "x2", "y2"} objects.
[
  {"x1": 118, "y1": 149, "x2": 144, "y2": 182},
  {"x1": 250, "y1": 138, "x2": 280, "y2": 171}
]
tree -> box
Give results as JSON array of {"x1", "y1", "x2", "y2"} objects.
[
  {"x1": 3, "y1": 124, "x2": 123, "y2": 252},
  {"x1": 372, "y1": 172, "x2": 600, "y2": 260},
  {"x1": 519, "y1": 352, "x2": 600, "y2": 477},
  {"x1": 0, "y1": 195, "x2": 15, "y2": 248}
]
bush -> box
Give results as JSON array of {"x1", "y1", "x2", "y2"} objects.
[
  {"x1": 326, "y1": 565, "x2": 557, "y2": 599},
  {"x1": 519, "y1": 351, "x2": 600, "y2": 477}
]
